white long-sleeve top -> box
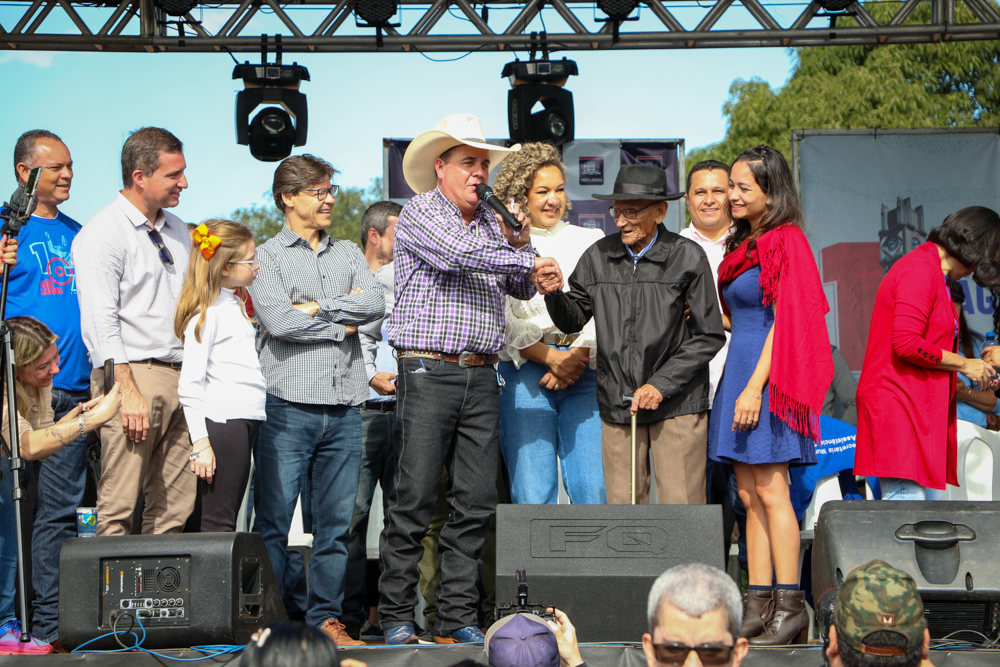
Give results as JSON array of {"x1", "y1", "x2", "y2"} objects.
[
  {"x1": 500, "y1": 221, "x2": 604, "y2": 368},
  {"x1": 178, "y1": 288, "x2": 267, "y2": 442}
]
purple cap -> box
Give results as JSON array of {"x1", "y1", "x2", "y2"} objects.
[{"x1": 485, "y1": 614, "x2": 559, "y2": 667}]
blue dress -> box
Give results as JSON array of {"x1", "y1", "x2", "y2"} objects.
[{"x1": 709, "y1": 267, "x2": 817, "y2": 466}]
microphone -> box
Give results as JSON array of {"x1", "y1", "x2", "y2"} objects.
[{"x1": 475, "y1": 183, "x2": 523, "y2": 233}]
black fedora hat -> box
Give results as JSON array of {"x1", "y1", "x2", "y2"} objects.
[{"x1": 592, "y1": 164, "x2": 684, "y2": 201}]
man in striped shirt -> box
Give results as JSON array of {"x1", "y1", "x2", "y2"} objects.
[
  {"x1": 378, "y1": 114, "x2": 562, "y2": 645},
  {"x1": 248, "y1": 155, "x2": 385, "y2": 646}
]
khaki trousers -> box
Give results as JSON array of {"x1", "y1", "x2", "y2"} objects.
[
  {"x1": 93, "y1": 362, "x2": 195, "y2": 536},
  {"x1": 602, "y1": 412, "x2": 708, "y2": 505}
]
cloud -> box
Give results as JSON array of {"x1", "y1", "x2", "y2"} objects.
[{"x1": 0, "y1": 51, "x2": 56, "y2": 67}]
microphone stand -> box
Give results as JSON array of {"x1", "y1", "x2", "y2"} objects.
[{"x1": 0, "y1": 168, "x2": 40, "y2": 644}]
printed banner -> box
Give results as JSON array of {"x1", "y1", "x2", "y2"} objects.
[{"x1": 386, "y1": 139, "x2": 684, "y2": 236}]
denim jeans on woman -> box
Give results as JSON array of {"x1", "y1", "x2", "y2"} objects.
[
  {"x1": 252, "y1": 395, "x2": 362, "y2": 627},
  {"x1": 497, "y1": 357, "x2": 605, "y2": 504},
  {"x1": 31, "y1": 388, "x2": 90, "y2": 641},
  {"x1": 879, "y1": 477, "x2": 944, "y2": 501}
]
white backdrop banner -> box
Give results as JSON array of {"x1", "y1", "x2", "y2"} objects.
[{"x1": 798, "y1": 130, "x2": 1000, "y2": 373}]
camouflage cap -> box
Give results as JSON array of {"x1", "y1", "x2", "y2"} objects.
[{"x1": 834, "y1": 560, "x2": 925, "y2": 656}]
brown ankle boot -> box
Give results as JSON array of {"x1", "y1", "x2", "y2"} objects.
[
  {"x1": 740, "y1": 589, "x2": 772, "y2": 638},
  {"x1": 748, "y1": 588, "x2": 809, "y2": 646}
]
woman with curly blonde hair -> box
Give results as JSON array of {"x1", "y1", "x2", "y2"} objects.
[{"x1": 493, "y1": 142, "x2": 605, "y2": 504}]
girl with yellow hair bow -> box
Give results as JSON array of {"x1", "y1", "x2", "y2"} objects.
[{"x1": 174, "y1": 219, "x2": 267, "y2": 532}]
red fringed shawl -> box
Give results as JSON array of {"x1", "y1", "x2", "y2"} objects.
[{"x1": 717, "y1": 224, "x2": 833, "y2": 442}]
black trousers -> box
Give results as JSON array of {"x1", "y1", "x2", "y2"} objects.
[
  {"x1": 189, "y1": 418, "x2": 261, "y2": 532},
  {"x1": 378, "y1": 357, "x2": 500, "y2": 634}
]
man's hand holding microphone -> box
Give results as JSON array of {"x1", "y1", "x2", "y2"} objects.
[{"x1": 482, "y1": 183, "x2": 563, "y2": 295}]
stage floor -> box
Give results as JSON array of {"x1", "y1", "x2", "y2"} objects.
[{"x1": 1, "y1": 643, "x2": 998, "y2": 666}]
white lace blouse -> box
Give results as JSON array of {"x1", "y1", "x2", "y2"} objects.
[{"x1": 500, "y1": 221, "x2": 604, "y2": 368}]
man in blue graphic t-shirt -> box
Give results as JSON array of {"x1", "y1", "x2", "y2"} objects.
[{"x1": 5, "y1": 130, "x2": 89, "y2": 651}]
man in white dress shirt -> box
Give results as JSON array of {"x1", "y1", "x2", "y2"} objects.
[
  {"x1": 680, "y1": 160, "x2": 733, "y2": 405},
  {"x1": 679, "y1": 160, "x2": 735, "y2": 525},
  {"x1": 72, "y1": 127, "x2": 193, "y2": 536}
]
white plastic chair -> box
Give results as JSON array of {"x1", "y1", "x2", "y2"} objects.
[{"x1": 943, "y1": 420, "x2": 1000, "y2": 500}]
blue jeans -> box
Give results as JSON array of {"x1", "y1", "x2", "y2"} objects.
[
  {"x1": 31, "y1": 388, "x2": 89, "y2": 641},
  {"x1": 497, "y1": 358, "x2": 605, "y2": 504},
  {"x1": 880, "y1": 478, "x2": 944, "y2": 501},
  {"x1": 0, "y1": 456, "x2": 15, "y2": 624},
  {"x1": 342, "y1": 404, "x2": 396, "y2": 629},
  {"x1": 252, "y1": 394, "x2": 362, "y2": 626}
]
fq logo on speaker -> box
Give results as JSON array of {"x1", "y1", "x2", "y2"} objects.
[{"x1": 530, "y1": 520, "x2": 676, "y2": 558}]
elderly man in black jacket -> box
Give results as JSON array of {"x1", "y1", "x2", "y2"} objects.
[{"x1": 546, "y1": 164, "x2": 725, "y2": 504}]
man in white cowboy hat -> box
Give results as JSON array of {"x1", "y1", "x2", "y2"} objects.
[
  {"x1": 378, "y1": 113, "x2": 563, "y2": 645},
  {"x1": 545, "y1": 163, "x2": 725, "y2": 506}
]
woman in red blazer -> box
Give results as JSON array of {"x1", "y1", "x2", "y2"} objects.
[{"x1": 855, "y1": 207, "x2": 1000, "y2": 499}]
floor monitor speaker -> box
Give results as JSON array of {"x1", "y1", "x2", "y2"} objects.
[
  {"x1": 495, "y1": 504, "x2": 724, "y2": 643},
  {"x1": 59, "y1": 532, "x2": 286, "y2": 650},
  {"x1": 813, "y1": 501, "x2": 1000, "y2": 641}
]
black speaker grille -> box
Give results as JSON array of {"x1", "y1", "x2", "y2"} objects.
[{"x1": 924, "y1": 601, "x2": 988, "y2": 640}]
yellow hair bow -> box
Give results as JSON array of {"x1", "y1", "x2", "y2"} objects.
[{"x1": 192, "y1": 223, "x2": 222, "y2": 260}]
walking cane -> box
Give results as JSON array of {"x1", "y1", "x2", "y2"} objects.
[{"x1": 623, "y1": 395, "x2": 636, "y2": 505}]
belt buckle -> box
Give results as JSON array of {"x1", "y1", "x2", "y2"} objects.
[
  {"x1": 457, "y1": 351, "x2": 471, "y2": 368},
  {"x1": 557, "y1": 333, "x2": 571, "y2": 347}
]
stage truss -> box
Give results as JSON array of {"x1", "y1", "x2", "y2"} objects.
[{"x1": 1, "y1": 0, "x2": 999, "y2": 53}]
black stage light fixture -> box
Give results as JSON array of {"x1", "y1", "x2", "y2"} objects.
[
  {"x1": 233, "y1": 45, "x2": 309, "y2": 162},
  {"x1": 815, "y1": 0, "x2": 855, "y2": 10},
  {"x1": 503, "y1": 58, "x2": 578, "y2": 147},
  {"x1": 356, "y1": 0, "x2": 398, "y2": 25},
  {"x1": 596, "y1": 0, "x2": 639, "y2": 44},
  {"x1": 156, "y1": 0, "x2": 198, "y2": 17},
  {"x1": 597, "y1": 0, "x2": 639, "y2": 22},
  {"x1": 355, "y1": 0, "x2": 399, "y2": 48}
]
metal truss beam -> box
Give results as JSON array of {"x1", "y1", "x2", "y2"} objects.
[{"x1": 2, "y1": 0, "x2": 997, "y2": 53}]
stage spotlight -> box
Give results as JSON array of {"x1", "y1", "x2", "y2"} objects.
[
  {"x1": 155, "y1": 0, "x2": 198, "y2": 17},
  {"x1": 248, "y1": 107, "x2": 296, "y2": 162},
  {"x1": 815, "y1": 0, "x2": 855, "y2": 10},
  {"x1": 234, "y1": 60, "x2": 310, "y2": 162},
  {"x1": 355, "y1": 0, "x2": 398, "y2": 26},
  {"x1": 596, "y1": 0, "x2": 638, "y2": 22},
  {"x1": 503, "y1": 59, "x2": 578, "y2": 147},
  {"x1": 355, "y1": 0, "x2": 399, "y2": 47},
  {"x1": 596, "y1": 0, "x2": 638, "y2": 43}
]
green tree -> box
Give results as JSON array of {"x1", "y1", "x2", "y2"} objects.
[
  {"x1": 231, "y1": 177, "x2": 385, "y2": 246},
  {"x1": 688, "y1": 2, "x2": 1000, "y2": 167}
]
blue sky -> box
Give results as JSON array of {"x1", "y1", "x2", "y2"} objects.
[{"x1": 0, "y1": 3, "x2": 801, "y2": 224}]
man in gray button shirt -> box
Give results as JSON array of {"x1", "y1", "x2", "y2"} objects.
[
  {"x1": 72, "y1": 127, "x2": 193, "y2": 536},
  {"x1": 248, "y1": 155, "x2": 384, "y2": 646}
]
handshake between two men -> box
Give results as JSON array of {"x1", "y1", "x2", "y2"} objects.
[{"x1": 498, "y1": 199, "x2": 564, "y2": 296}]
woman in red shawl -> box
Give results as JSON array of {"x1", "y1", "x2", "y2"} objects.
[
  {"x1": 855, "y1": 207, "x2": 999, "y2": 500},
  {"x1": 708, "y1": 146, "x2": 832, "y2": 645}
]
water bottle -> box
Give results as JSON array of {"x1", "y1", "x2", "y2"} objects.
[{"x1": 987, "y1": 332, "x2": 997, "y2": 348}]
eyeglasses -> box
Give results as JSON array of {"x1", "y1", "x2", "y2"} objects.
[
  {"x1": 302, "y1": 185, "x2": 339, "y2": 200},
  {"x1": 651, "y1": 643, "x2": 735, "y2": 666},
  {"x1": 609, "y1": 202, "x2": 657, "y2": 220},
  {"x1": 229, "y1": 259, "x2": 260, "y2": 268},
  {"x1": 147, "y1": 228, "x2": 174, "y2": 266}
]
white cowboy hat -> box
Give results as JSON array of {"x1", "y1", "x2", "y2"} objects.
[{"x1": 403, "y1": 113, "x2": 521, "y2": 194}]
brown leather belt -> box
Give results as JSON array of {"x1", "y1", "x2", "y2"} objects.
[
  {"x1": 541, "y1": 333, "x2": 580, "y2": 347},
  {"x1": 397, "y1": 349, "x2": 498, "y2": 368}
]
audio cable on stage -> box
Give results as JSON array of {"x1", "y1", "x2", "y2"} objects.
[{"x1": 72, "y1": 612, "x2": 246, "y2": 660}]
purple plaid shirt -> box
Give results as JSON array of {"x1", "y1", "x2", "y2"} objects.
[{"x1": 387, "y1": 187, "x2": 536, "y2": 354}]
